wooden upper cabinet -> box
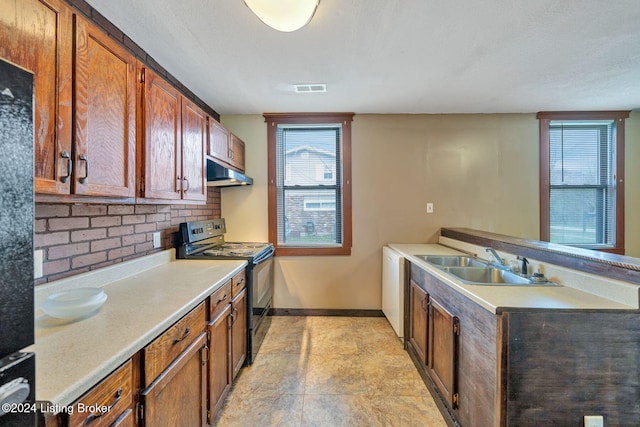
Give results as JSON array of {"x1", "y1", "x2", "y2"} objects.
[
  {"x1": 428, "y1": 297, "x2": 459, "y2": 409},
  {"x1": 0, "y1": 0, "x2": 73, "y2": 194},
  {"x1": 181, "y1": 98, "x2": 206, "y2": 202},
  {"x1": 207, "y1": 117, "x2": 246, "y2": 173},
  {"x1": 208, "y1": 118, "x2": 230, "y2": 163},
  {"x1": 140, "y1": 68, "x2": 182, "y2": 201},
  {"x1": 74, "y1": 16, "x2": 136, "y2": 197},
  {"x1": 228, "y1": 133, "x2": 245, "y2": 172},
  {"x1": 140, "y1": 68, "x2": 206, "y2": 202}
]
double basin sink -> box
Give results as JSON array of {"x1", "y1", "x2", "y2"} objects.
[{"x1": 416, "y1": 255, "x2": 558, "y2": 286}]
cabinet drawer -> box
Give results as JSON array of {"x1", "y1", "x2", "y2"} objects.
[
  {"x1": 209, "y1": 280, "x2": 232, "y2": 320},
  {"x1": 68, "y1": 360, "x2": 133, "y2": 427},
  {"x1": 231, "y1": 270, "x2": 246, "y2": 298},
  {"x1": 143, "y1": 302, "x2": 206, "y2": 386}
]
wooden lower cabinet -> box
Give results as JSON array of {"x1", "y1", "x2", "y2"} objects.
[
  {"x1": 139, "y1": 333, "x2": 208, "y2": 427},
  {"x1": 427, "y1": 297, "x2": 459, "y2": 409},
  {"x1": 406, "y1": 262, "x2": 499, "y2": 427},
  {"x1": 207, "y1": 304, "x2": 232, "y2": 421},
  {"x1": 409, "y1": 276, "x2": 460, "y2": 412},
  {"x1": 110, "y1": 409, "x2": 134, "y2": 427},
  {"x1": 68, "y1": 360, "x2": 133, "y2": 427},
  {"x1": 230, "y1": 287, "x2": 247, "y2": 380},
  {"x1": 409, "y1": 280, "x2": 429, "y2": 365},
  {"x1": 57, "y1": 279, "x2": 251, "y2": 427}
]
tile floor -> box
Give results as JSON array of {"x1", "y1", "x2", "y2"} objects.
[{"x1": 214, "y1": 316, "x2": 448, "y2": 427}]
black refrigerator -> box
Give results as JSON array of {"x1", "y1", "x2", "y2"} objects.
[{"x1": 0, "y1": 58, "x2": 37, "y2": 426}]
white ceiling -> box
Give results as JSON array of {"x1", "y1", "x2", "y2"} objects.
[{"x1": 85, "y1": 0, "x2": 640, "y2": 115}]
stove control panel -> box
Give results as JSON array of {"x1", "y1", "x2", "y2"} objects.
[{"x1": 180, "y1": 218, "x2": 227, "y2": 244}]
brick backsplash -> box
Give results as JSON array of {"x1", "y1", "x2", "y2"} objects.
[{"x1": 34, "y1": 189, "x2": 221, "y2": 284}]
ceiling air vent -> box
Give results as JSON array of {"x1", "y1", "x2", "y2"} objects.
[{"x1": 294, "y1": 83, "x2": 327, "y2": 93}]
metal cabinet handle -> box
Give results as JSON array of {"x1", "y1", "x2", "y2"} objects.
[
  {"x1": 421, "y1": 295, "x2": 429, "y2": 311},
  {"x1": 172, "y1": 328, "x2": 191, "y2": 345},
  {"x1": 83, "y1": 388, "x2": 122, "y2": 425},
  {"x1": 216, "y1": 294, "x2": 228, "y2": 304},
  {"x1": 60, "y1": 151, "x2": 73, "y2": 183},
  {"x1": 78, "y1": 154, "x2": 88, "y2": 184},
  {"x1": 183, "y1": 177, "x2": 189, "y2": 192},
  {"x1": 176, "y1": 177, "x2": 182, "y2": 192}
]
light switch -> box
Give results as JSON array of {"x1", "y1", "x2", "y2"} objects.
[
  {"x1": 153, "y1": 232, "x2": 161, "y2": 248},
  {"x1": 426, "y1": 203, "x2": 434, "y2": 214}
]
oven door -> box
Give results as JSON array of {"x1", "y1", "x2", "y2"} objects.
[{"x1": 248, "y1": 255, "x2": 273, "y2": 363}]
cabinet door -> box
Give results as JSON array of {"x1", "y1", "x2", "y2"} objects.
[
  {"x1": 0, "y1": 0, "x2": 73, "y2": 194},
  {"x1": 181, "y1": 97, "x2": 206, "y2": 201},
  {"x1": 74, "y1": 16, "x2": 136, "y2": 197},
  {"x1": 428, "y1": 297, "x2": 459, "y2": 409},
  {"x1": 409, "y1": 280, "x2": 429, "y2": 366},
  {"x1": 231, "y1": 288, "x2": 247, "y2": 379},
  {"x1": 110, "y1": 409, "x2": 134, "y2": 427},
  {"x1": 140, "y1": 332, "x2": 208, "y2": 427},
  {"x1": 228, "y1": 133, "x2": 245, "y2": 172},
  {"x1": 208, "y1": 304, "x2": 232, "y2": 421},
  {"x1": 207, "y1": 117, "x2": 230, "y2": 163},
  {"x1": 141, "y1": 68, "x2": 181, "y2": 200}
]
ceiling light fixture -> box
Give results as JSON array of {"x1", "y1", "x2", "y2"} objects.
[{"x1": 244, "y1": 0, "x2": 320, "y2": 32}]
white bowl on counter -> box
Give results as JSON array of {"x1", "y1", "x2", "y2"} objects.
[{"x1": 41, "y1": 288, "x2": 107, "y2": 319}]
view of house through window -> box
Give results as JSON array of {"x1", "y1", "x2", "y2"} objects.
[
  {"x1": 538, "y1": 111, "x2": 628, "y2": 254},
  {"x1": 265, "y1": 113, "x2": 353, "y2": 256},
  {"x1": 278, "y1": 126, "x2": 341, "y2": 246}
]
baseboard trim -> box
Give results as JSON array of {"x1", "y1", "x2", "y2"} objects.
[{"x1": 271, "y1": 308, "x2": 385, "y2": 317}]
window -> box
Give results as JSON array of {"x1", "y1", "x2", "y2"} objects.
[
  {"x1": 265, "y1": 113, "x2": 354, "y2": 256},
  {"x1": 538, "y1": 111, "x2": 629, "y2": 254}
]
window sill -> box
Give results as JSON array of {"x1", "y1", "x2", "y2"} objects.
[{"x1": 274, "y1": 246, "x2": 351, "y2": 256}]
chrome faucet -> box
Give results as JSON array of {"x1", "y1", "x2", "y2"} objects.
[{"x1": 485, "y1": 248, "x2": 505, "y2": 267}]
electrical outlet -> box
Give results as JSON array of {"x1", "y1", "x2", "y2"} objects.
[
  {"x1": 426, "y1": 203, "x2": 434, "y2": 213},
  {"x1": 584, "y1": 415, "x2": 603, "y2": 427},
  {"x1": 34, "y1": 250, "x2": 43, "y2": 279},
  {"x1": 153, "y1": 232, "x2": 161, "y2": 249}
]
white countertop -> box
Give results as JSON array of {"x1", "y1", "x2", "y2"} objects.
[
  {"x1": 388, "y1": 243, "x2": 636, "y2": 313},
  {"x1": 26, "y1": 250, "x2": 246, "y2": 410}
]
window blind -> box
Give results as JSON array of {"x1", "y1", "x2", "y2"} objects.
[
  {"x1": 548, "y1": 120, "x2": 616, "y2": 246},
  {"x1": 275, "y1": 124, "x2": 343, "y2": 247}
]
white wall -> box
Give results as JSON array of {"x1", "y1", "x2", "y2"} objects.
[{"x1": 221, "y1": 112, "x2": 640, "y2": 310}]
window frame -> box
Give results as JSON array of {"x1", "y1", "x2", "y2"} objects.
[
  {"x1": 538, "y1": 111, "x2": 629, "y2": 254},
  {"x1": 264, "y1": 112, "x2": 354, "y2": 256}
]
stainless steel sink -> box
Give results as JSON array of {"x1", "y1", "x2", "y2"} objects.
[
  {"x1": 415, "y1": 255, "x2": 488, "y2": 267},
  {"x1": 442, "y1": 266, "x2": 558, "y2": 286}
]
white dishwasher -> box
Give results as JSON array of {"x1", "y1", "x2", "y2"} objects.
[{"x1": 382, "y1": 246, "x2": 404, "y2": 338}]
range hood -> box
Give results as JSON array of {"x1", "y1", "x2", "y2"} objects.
[{"x1": 206, "y1": 159, "x2": 253, "y2": 187}]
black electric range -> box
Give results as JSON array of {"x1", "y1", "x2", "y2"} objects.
[{"x1": 177, "y1": 219, "x2": 274, "y2": 364}]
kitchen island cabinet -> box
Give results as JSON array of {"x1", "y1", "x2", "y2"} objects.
[
  {"x1": 407, "y1": 262, "x2": 497, "y2": 427},
  {"x1": 397, "y1": 235, "x2": 640, "y2": 427}
]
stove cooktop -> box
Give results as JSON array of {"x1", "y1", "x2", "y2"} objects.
[
  {"x1": 178, "y1": 219, "x2": 274, "y2": 261},
  {"x1": 202, "y1": 242, "x2": 272, "y2": 258}
]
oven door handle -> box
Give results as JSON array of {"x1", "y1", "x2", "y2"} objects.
[{"x1": 253, "y1": 246, "x2": 275, "y2": 265}]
